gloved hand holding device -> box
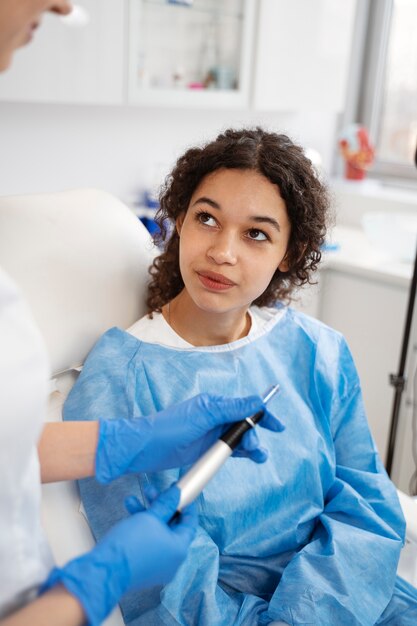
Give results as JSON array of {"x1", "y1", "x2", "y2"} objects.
[
  {"x1": 41, "y1": 485, "x2": 195, "y2": 626},
  {"x1": 95, "y1": 393, "x2": 284, "y2": 483}
]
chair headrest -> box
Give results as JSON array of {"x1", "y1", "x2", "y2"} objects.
[{"x1": 0, "y1": 189, "x2": 156, "y2": 375}]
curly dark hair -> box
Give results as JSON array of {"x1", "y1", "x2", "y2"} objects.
[{"x1": 147, "y1": 127, "x2": 331, "y2": 313}]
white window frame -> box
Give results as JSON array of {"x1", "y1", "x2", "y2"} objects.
[{"x1": 344, "y1": 0, "x2": 417, "y2": 183}]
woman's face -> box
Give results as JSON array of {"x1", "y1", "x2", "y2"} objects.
[
  {"x1": 0, "y1": 0, "x2": 71, "y2": 72},
  {"x1": 176, "y1": 168, "x2": 291, "y2": 316}
]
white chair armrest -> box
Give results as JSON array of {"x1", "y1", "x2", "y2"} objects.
[{"x1": 397, "y1": 489, "x2": 417, "y2": 545}]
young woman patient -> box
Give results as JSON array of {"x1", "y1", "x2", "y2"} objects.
[{"x1": 64, "y1": 128, "x2": 417, "y2": 625}]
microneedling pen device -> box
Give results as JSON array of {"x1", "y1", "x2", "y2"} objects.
[{"x1": 174, "y1": 384, "x2": 280, "y2": 516}]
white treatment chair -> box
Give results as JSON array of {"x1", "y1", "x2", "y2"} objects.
[
  {"x1": 0, "y1": 189, "x2": 416, "y2": 625},
  {"x1": 0, "y1": 188, "x2": 156, "y2": 625},
  {"x1": 397, "y1": 490, "x2": 417, "y2": 587}
]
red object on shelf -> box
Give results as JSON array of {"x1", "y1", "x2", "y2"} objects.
[
  {"x1": 345, "y1": 162, "x2": 366, "y2": 180},
  {"x1": 188, "y1": 82, "x2": 204, "y2": 90},
  {"x1": 339, "y1": 125, "x2": 374, "y2": 181}
]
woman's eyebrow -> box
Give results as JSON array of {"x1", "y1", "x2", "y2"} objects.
[
  {"x1": 192, "y1": 197, "x2": 281, "y2": 232},
  {"x1": 250, "y1": 216, "x2": 281, "y2": 232},
  {"x1": 192, "y1": 196, "x2": 221, "y2": 209}
]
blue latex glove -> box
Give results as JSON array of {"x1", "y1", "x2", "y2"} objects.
[
  {"x1": 96, "y1": 393, "x2": 284, "y2": 483},
  {"x1": 41, "y1": 485, "x2": 196, "y2": 626}
]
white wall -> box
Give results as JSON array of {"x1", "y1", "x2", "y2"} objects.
[{"x1": 0, "y1": 102, "x2": 339, "y2": 203}]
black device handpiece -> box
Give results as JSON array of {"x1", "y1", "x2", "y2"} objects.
[{"x1": 173, "y1": 384, "x2": 280, "y2": 516}]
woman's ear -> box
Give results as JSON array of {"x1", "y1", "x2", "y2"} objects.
[
  {"x1": 279, "y1": 243, "x2": 308, "y2": 272},
  {"x1": 176, "y1": 212, "x2": 185, "y2": 236},
  {"x1": 278, "y1": 253, "x2": 289, "y2": 273}
]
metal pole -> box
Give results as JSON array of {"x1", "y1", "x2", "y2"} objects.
[
  {"x1": 386, "y1": 140, "x2": 417, "y2": 476},
  {"x1": 386, "y1": 246, "x2": 417, "y2": 475}
]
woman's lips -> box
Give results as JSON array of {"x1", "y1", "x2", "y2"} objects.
[{"x1": 197, "y1": 271, "x2": 236, "y2": 291}]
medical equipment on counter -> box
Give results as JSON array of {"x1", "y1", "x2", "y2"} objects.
[{"x1": 175, "y1": 384, "x2": 280, "y2": 513}]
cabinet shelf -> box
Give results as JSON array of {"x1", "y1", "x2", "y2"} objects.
[
  {"x1": 128, "y1": 0, "x2": 254, "y2": 107},
  {"x1": 142, "y1": 0, "x2": 243, "y2": 20}
]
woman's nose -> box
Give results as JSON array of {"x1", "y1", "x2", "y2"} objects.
[{"x1": 207, "y1": 233, "x2": 238, "y2": 265}]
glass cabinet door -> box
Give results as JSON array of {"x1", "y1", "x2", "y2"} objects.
[{"x1": 128, "y1": 0, "x2": 255, "y2": 107}]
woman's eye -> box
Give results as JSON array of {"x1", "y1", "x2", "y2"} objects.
[
  {"x1": 197, "y1": 212, "x2": 217, "y2": 227},
  {"x1": 247, "y1": 229, "x2": 268, "y2": 241}
]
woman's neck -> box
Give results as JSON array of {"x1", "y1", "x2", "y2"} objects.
[{"x1": 163, "y1": 291, "x2": 251, "y2": 346}]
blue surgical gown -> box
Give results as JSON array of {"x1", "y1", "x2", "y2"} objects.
[{"x1": 64, "y1": 307, "x2": 417, "y2": 625}]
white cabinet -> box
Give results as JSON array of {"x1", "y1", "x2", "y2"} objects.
[
  {"x1": 0, "y1": 1, "x2": 357, "y2": 111},
  {"x1": 318, "y1": 268, "x2": 409, "y2": 464},
  {"x1": 253, "y1": 0, "x2": 357, "y2": 112},
  {"x1": 0, "y1": 1, "x2": 125, "y2": 104},
  {"x1": 0, "y1": 0, "x2": 255, "y2": 108},
  {"x1": 127, "y1": 0, "x2": 256, "y2": 108}
]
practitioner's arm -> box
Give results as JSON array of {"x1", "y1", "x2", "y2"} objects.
[
  {"x1": 0, "y1": 586, "x2": 85, "y2": 626},
  {"x1": 38, "y1": 421, "x2": 98, "y2": 483},
  {"x1": 38, "y1": 395, "x2": 283, "y2": 484},
  {"x1": 2, "y1": 487, "x2": 196, "y2": 626}
]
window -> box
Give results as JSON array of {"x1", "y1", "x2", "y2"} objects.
[{"x1": 357, "y1": 0, "x2": 417, "y2": 181}]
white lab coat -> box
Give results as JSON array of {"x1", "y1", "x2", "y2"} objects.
[{"x1": 0, "y1": 268, "x2": 53, "y2": 618}]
